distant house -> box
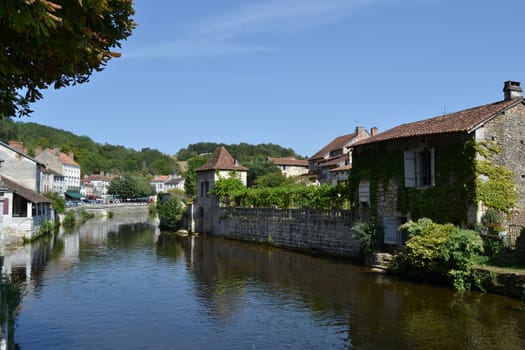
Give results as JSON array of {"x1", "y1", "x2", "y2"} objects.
[
  {"x1": 151, "y1": 174, "x2": 185, "y2": 194},
  {"x1": 0, "y1": 141, "x2": 53, "y2": 241},
  {"x1": 267, "y1": 156, "x2": 309, "y2": 177},
  {"x1": 194, "y1": 146, "x2": 248, "y2": 233},
  {"x1": 309, "y1": 126, "x2": 376, "y2": 184},
  {"x1": 36, "y1": 149, "x2": 81, "y2": 199},
  {"x1": 151, "y1": 175, "x2": 169, "y2": 193},
  {"x1": 165, "y1": 176, "x2": 185, "y2": 192},
  {"x1": 82, "y1": 173, "x2": 114, "y2": 199},
  {"x1": 351, "y1": 80, "x2": 525, "y2": 244}
]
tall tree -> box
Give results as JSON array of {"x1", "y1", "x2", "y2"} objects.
[{"x1": 0, "y1": 0, "x2": 136, "y2": 117}]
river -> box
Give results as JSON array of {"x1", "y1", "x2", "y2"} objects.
[{"x1": 2, "y1": 215, "x2": 525, "y2": 349}]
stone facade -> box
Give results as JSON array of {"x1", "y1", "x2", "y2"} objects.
[
  {"x1": 351, "y1": 81, "x2": 525, "y2": 238},
  {"x1": 475, "y1": 103, "x2": 525, "y2": 226}
]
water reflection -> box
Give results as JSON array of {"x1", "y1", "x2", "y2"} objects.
[
  {"x1": 159, "y1": 235, "x2": 525, "y2": 350},
  {"x1": 4, "y1": 218, "x2": 525, "y2": 350}
]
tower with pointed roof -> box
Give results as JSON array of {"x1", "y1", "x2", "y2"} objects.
[{"x1": 193, "y1": 146, "x2": 248, "y2": 233}]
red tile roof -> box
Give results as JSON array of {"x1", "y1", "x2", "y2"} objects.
[
  {"x1": 196, "y1": 146, "x2": 249, "y2": 172},
  {"x1": 330, "y1": 164, "x2": 352, "y2": 172},
  {"x1": 268, "y1": 156, "x2": 308, "y2": 167},
  {"x1": 319, "y1": 155, "x2": 348, "y2": 168},
  {"x1": 151, "y1": 175, "x2": 169, "y2": 182},
  {"x1": 309, "y1": 132, "x2": 358, "y2": 160},
  {"x1": 356, "y1": 98, "x2": 524, "y2": 146}
]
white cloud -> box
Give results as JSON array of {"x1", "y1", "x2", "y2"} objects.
[{"x1": 128, "y1": 0, "x2": 380, "y2": 59}]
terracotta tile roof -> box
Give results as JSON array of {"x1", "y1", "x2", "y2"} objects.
[
  {"x1": 309, "y1": 132, "x2": 358, "y2": 160},
  {"x1": 319, "y1": 155, "x2": 348, "y2": 168},
  {"x1": 50, "y1": 150, "x2": 80, "y2": 167},
  {"x1": 356, "y1": 97, "x2": 524, "y2": 146},
  {"x1": 330, "y1": 164, "x2": 352, "y2": 172},
  {"x1": 0, "y1": 176, "x2": 51, "y2": 204},
  {"x1": 196, "y1": 146, "x2": 249, "y2": 172},
  {"x1": 268, "y1": 156, "x2": 308, "y2": 167},
  {"x1": 151, "y1": 175, "x2": 170, "y2": 182}
]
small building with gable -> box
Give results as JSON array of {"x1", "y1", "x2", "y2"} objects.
[{"x1": 193, "y1": 146, "x2": 248, "y2": 233}]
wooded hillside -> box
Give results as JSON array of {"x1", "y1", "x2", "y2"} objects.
[{"x1": 0, "y1": 120, "x2": 304, "y2": 179}]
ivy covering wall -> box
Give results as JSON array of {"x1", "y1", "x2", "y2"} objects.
[{"x1": 350, "y1": 140, "x2": 478, "y2": 225}]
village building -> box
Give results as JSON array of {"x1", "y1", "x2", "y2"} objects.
[
  {"x1": 193, "y1": 146, "x2": 248, "y2": 233},
  {"x1": 151, "y1": 174, "x2": 185, "y2": 194},
  {"x1": 36, "y1": 149, "x2": 81, "y2": 199},
  {"x1": 82, "y1": 173, "x2": 114, "y2": 199},
  {"x1": 0, "y1": 141, "x2": 53, "y2": 241},
  {"x1": 267, "y1": 156, "x2": 309, "y2": 177},
  {"x1": 309, "y1": 126, "x2": 376, "y2": 184},
  {"x1": 151, "y1": 175, "x2": 169, "y2": 193},
  {"x1": 351, "y1": 81, "x2": 525, "y2": 244}
]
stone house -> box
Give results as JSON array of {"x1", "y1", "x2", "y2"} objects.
[
  {"x1": 308, "y1": 126, "x2": 376, "y2": 184},
  {"x1": 36, "y1": 149, "x2": 81, "y2": 198},
  {"x1": 267, "y1": 156, "x2": 309, "y2": 177},
  {"x1": 351, "y1": 81, "x2": 525, "y2": 244},
  {"x1": 193, "y1": 146, "x2": 248, "y2": 233},
  {"x1": 0, "y1": 141, "x2": 53, "y2": 241}
]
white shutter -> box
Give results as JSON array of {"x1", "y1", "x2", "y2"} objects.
[
  {"x1": 358, "y1": 180, "x2": 370, "y2": 204},
  {"x1": 403, "y1": 151, "x2": 416, "y2": 188}
]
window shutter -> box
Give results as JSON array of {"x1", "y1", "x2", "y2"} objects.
[
  {"x1": 403, "y1": 151, "x2": 416, "y2": 187},
  {"x1": 358, "y1": 180, "x2": 370, "y2": 204},
  {"x1": 3, "y1": 198, "x2": 8, "y2": 215}
]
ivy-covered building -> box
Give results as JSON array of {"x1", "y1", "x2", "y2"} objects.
[{"x1": 350, "y1": 81, "x2": 525, "y2": 244}]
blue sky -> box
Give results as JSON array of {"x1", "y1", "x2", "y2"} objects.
[{"x1": 28, "y1": 0, "x2": 525, "y2": 158}]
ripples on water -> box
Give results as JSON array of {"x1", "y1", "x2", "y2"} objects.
[{"x1": 4, "y1": 216, "x2": 525, "y2": 349}]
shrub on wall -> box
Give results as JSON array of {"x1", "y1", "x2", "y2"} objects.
[{"x1": 225, "y1": 183, "x2": 350, "y2": 210}]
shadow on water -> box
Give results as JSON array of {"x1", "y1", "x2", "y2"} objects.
[{"x1": 158, "y1": 234, "x2": 525, "y2": 350}]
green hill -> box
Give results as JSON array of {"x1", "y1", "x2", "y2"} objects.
[{"x1": 0, "y1": 119, "x2": 177, "y2": 176}]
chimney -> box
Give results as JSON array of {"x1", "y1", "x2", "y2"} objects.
[
  {"x1": 370, "y1": 127, "x2": 379, "y2": 137},
  {"x1": 356, "y1": 126, "x2": 366, "y2": 140},
  {"x1": 8, "y1": 141, "x2": 25, "y2": 153},
  {"x1": 68, "y1": 151, "x2": 74, "y2": 160},
  {"x1": 503, "y1": 81, "x2": 522, "y2": 100}
]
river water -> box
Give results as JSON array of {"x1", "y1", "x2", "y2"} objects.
[{"x1": 3, "y1": 215, "x2": 525, "y2": 349}]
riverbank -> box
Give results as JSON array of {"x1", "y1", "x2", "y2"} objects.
[{"x1": 365, "y1": 251, "x2": 525, "y2": 300}]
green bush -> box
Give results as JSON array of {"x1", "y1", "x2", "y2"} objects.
[
  {"x1": 44, "y1": 192, "x2": 66, "y2": 214},
  {"x1": 352, "y1": 221, "x2": 382, "y2": 258},
  {"x1": 0, "y1": 275, "x2": 24, "y2": 321},
  {"x1": 396, "y1": 218, "x2": 484, "y2": 290},
  {"x1": 157, "y1": 196, "x2": 185, "y2": 229},
  {"x1": 63, "y1": 210, "x2": 76, "y2": 228}
]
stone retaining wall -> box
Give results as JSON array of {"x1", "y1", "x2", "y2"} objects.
[{"x1": 209, "y1": 207, "x2": 361, "y2": 258}]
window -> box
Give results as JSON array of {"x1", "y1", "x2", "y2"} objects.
[
  {"x1": 200, "y1": 181, "x2": 210, "y2": 197},
  {"x1": 404, "y1": 148, "x2": 435, "y2": 188},
  {"x1": 358, "y1": 179, "x2": 370, "y2": 205}
]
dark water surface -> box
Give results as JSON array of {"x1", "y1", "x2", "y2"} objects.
[{"x1": 6, "y1": 216, "x2": 525, "y2": 349}]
